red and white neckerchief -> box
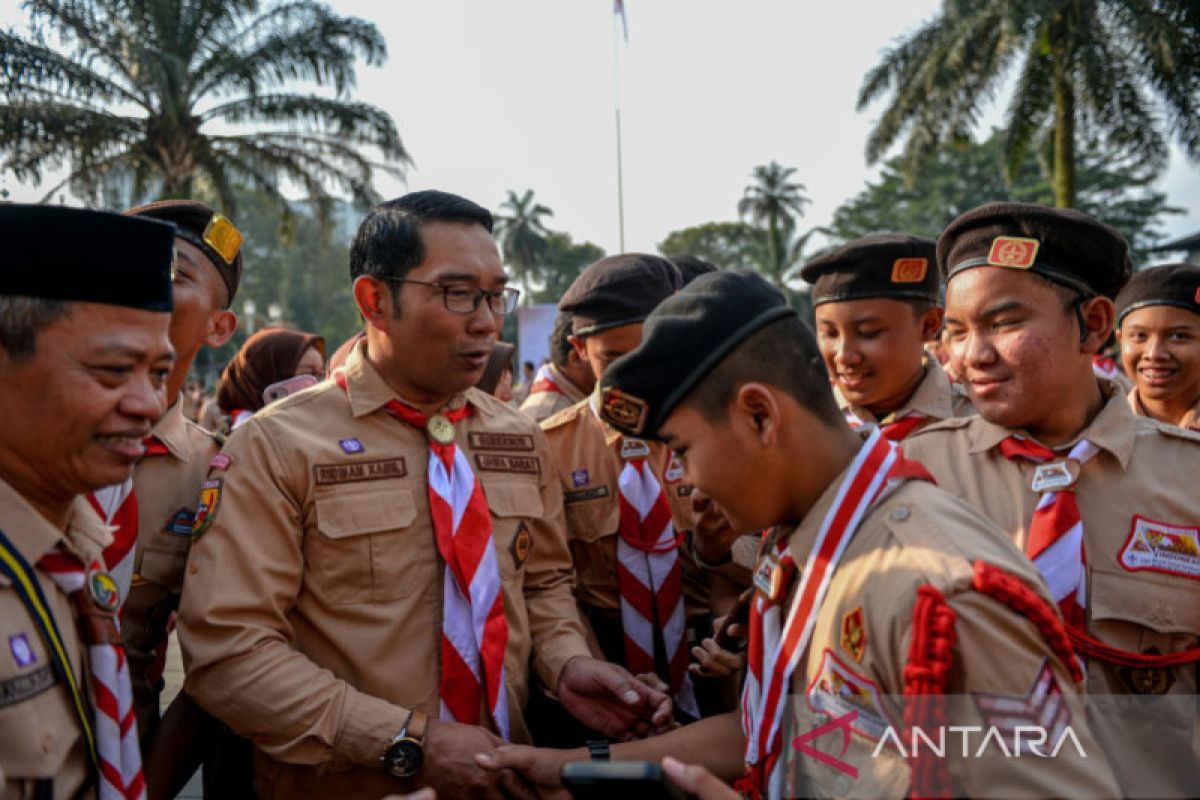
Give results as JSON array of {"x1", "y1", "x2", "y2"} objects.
[
  {"x1": 90, "y1": 437, "x2": 171, "y2": 605},
  {"x1": 1091, "y1": 355, "x2": 1120, "y2": 381},
  {"x1": 615, "y1": 445, "x2": 699, "y2": 718},
  {"x1": 38, "y1": 548, "x2": 144, "y2": 799},
  {"x1": 998, "y1": 436, "x2": 1099, "y2": 629},
  {"x1": 528, "y1": 363, "x2": 566, "y2": 397},
  {"x1": 337, "y1": 370, "x2": 510, "y2": 738},
  {"x1": 229, "y1": 409, "x2": 253, "y2": 430},
  {"x1": 843, "y1": 408, "x2": 929, "y2": 442},
  {"x1": 740, "y1": 429, "x2": 933, "y2": 798}
]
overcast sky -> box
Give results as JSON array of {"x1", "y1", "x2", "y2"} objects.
[{"x1": 3, "y1": 0, "x2": 1199, "y2": 255}]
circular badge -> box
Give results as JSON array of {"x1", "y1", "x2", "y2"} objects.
[
  {"x1": 87, "y1": 567, "x2": 121, "y2": 612},
  {"x1": 426, "y1": 414, "x2": 456, "y2": 445}
]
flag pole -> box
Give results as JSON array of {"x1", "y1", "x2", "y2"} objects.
[{"x1": 612, "y1": 1, "x2": 627, "y2": 251}]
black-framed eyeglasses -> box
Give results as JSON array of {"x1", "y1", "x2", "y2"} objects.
[{"x1": 383, "y1": 277, "x2": 521, "y2": 315}]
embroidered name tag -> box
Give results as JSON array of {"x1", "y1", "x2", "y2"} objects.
[
  {"x1": 468, "y1": 432, "x2": 535, "y2": 451},
  {"x1": 474, "y1": 454, "x2": 540, "y2": 475},
  {"x1": 805, "y1": 648, "x2": 895, "y2": 741},
  {"x1": 0, "y1": 664, "x2": 56, "y2": 708},
  {"x1": 565, "y1": 486, "x2": 610, "y2": 504},
  {"x1": 1119, "y1": 515, "x2": 1200, "y2": 579},
  {"x1": 676, "y1": 486, "x2": 693, "y2": 498},
  {"x1": 620, "y1": 438, "x2": 650, "y2": 460},
  {"x1": 313, "y1": 458, "x2": 407, "y2": 485}
]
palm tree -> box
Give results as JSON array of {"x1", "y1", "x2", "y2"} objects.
[
  {"x1": 858, "y1": 1, "x2": 1200, "y2": 208},
  {"x1": 494, "y1": 188, "x2": 554, "y2": 297},
  {"x1": 0, "y1": 0, "x2": 408, "y2": 221},
  {"x1": 738, "y1": 161, "x2": 811, "y2": 287}
]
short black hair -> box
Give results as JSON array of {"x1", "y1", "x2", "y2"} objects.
[
  {"x1": 550, "y1": 312, "x2": 575, "y2": 367},
  {"x1": 0, "y1": 296, "x2": 69, "y2": 361},
  {"x1": 684, "y1": 315, "x2": 844, "y2": 427},
  {"x1": 349, "y1": 190, "x2": 493, "y2": 283}
]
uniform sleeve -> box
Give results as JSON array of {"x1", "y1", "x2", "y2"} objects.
[
  {"x1": 176, "y1": 420, "x2": 406, "y2": 771},
  {"x1": 522, "y1": 426, "x2": 592, "y2": 691}
]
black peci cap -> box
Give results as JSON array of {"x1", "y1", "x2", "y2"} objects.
[
  {"x1": 669, "y1": 254, "x2": 719, "y2": 286},
  {"x1": 558, "y1": 253, "x2": 681, "y2": 336},
  {"x1": 1115, "y1": 263, "x2": 1200, "y2": 325},
  {"x1": 799, "y1": 233, "x2": 938, "y2": 306}
]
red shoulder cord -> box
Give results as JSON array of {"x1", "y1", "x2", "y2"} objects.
[{"x1": 903, "y1": 584, "x2": 957, "y2": 800}]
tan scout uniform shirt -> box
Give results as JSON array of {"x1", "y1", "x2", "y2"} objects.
[
  {"x1": 905, "y1": 383, "x2": 1200, "y2": 796},
  {"x1": 775, "y1": 472, "x2": 1117, "y2": 799},
  {"x1": 177, "y1": 345, "x2": 591, "y2": 800},
  {"x1": 0, "y1": 478, "x2": 111, "y2": 800},
  {"x1": 835, "y1": 358, "x2": 973, "y2": 434},
  {"x1": 121, "y1": 400, "x2": 220, "y2": 736},
  {"x1": 1128, "y1": 386, "x2": 1200, "y2": 432},
  {"x1": 519, "y1": 363, "x2": 588, "y2": 423}
]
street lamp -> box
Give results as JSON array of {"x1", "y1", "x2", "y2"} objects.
[
  {"x1": 243, "y1": 299, "x2": 257, "y2": 335},
  {"x1": 268, "y1": 302, "x2": 283, "y2": 324}
]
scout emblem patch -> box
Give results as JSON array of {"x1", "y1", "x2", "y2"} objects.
[
  {"x1": 890, "y1": 257, "x2": 928, "y2": 284},
  {"x1": 339, "y1": 438, "x2": 364, "y2": 454},
  {"x1": 600, "y1": 387, "x2": 649, "y2": 435},
  {"x1": 8, "y1": 633, "x2": 35, "y2": 668},
  {"x1": 571, "y1": 468, "x2": 590, "y2": 488},
  {"x1": 87, "y1": 567, "x2": 121, "y2": 612},
  {"x1": 840, "y1": 607, "x2": 867, "y2": 662},
  {"x1": 511, "y1": 524, "x2": 532, "y2": 569},
  {"x1": 664, "y1": 455, "x2": 685, "y2": 484},
  {"x1": 165, "y1": 507, "x2": 197, "y2": 536},
  {"x1": 986, "y1": 236, "x2": 1040, "y2": 269},
  {"x1": 754, "y1": 555, "x2": 784, "y2": 601},
  {"x1": 1118, "y1": 648, "x2": 1175, "y2": 695},
  {"x1": 1030, "y1": 461, "x2": 1076, "y2": 493},
  {"x1": 203, "y1": 213, "x2": 242, "y2": 265},
  {"x1": 426, "y1": 414, "x2": 456, "y2": 445},
  {"x1": 1119, "y1": 516, "x2": 1200, "y2": 579},
  {"x1": 208, "y1": 453, "x2": 232, "y2": 471},
  {"x1": 620, "y1": 438, "x2": 650, "y2": 460},
  {"x1": 806, "y1": 648, "x2": 895, "y2": 741},
  {"x1": 973, "y1": 659, "x2": 1069, "y2": 754},
  {"x1": 192, "y1": 478, "x2": 223, "y2": 537}
]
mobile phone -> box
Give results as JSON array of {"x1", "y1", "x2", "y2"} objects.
[
  {"x1": 261, "y1": 374, "x2": 319, "y2": 405},
  {"x1": 562, "y1": 761, "x2": 689, "y2": 800}
]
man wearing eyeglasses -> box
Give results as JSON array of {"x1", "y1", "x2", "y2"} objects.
[{"x1": 176, "y1": 191, "x2": 671, "y2": 800}]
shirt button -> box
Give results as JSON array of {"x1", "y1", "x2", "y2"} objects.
[{"x1": 890, "y1": 505, "x2": 911, "y2": 522}]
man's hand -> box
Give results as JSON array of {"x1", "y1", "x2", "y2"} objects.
[
  {"x1": 691, "y1": 489, "x2": 740, "y2": 564},
  {"x1": 420, "y1": 719, "x2": 534, "y2": 800},
  {"x1": 557, "y1": 656, "x2": 674, "y2": 740},
  {"x1": 475, "y1": 744, "x2": 577, "y2": 800},
  {"x1": 688, "y1": 630, "x2": 746, "y2": 680},
  {"x1": 662, "y1": 756, "x2": 740, "y2": 800}
]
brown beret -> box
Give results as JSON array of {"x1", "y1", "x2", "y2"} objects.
[
  {"x1": 0, "y1": 204, "x2": 175, "y2": 311},
  {"x1": 800, "y1": 233, "x2": 938, "y2": 306},
  {"x1": 559, "y1": 253, "x2": 681, "y2": 336},
  {"x1": 126, "y1": 199, "x2": 243, "y2": 306},
  {"x1": 1116, "y1": 263, "x2": 1200, "y2": 325},
  {"x1": 937, "y1": 202, "x2": 1132, "y2": 299}
]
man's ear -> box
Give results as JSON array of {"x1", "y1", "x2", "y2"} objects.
[
  {"x1": 921, "y1": 306, "x2": 945, "y2": 342},
  {"x1": 734, "y1": 382, "x2": 780, "y2": 447},
  {"x1": 568, "y1": 334, "x2": 588, "y2": 361},
  {"x1": 353, "y1": 276, "x2": 393, "y2": 332},
  {"x1": 203, "y1": 309, "x2": 238, "y2": 348},
  {"x1": 1078, "y1": 296, "x2": 1116, "y2": 356}
]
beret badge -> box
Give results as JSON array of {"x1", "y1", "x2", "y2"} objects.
[
  {"x1": 203, "y1": 213, "x2": 243, "y2": 266},
  {"x1": 890, "y1": 258, "x2": 928, "y2": 284},
  {"x1": 986, "y1": 236, "x2": 1039, "y2": 269},
  {"x1": 600, "y1": 387, "x2": 649, "y2": 435}
]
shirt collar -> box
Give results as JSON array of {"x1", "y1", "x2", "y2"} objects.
[
  {"x1": 549, "y1": 363, "x2": 588, "y2": 403},
  {"x1": 341, "y1": 339, "x2": 487, "y2": 420},
  {"x1": 149, "y1": 400, "x2": 189, "y2": 461},
  {"x1": 838, "y1": 358, "x2": 956, "y2": 426},
  {"x1": 1129, "y1": 387, "x2": 1200, "y2": 432},
  {"x1": 779, "y1": 449, "x2": 861, "y2": 562},
  {"x1": 968, "y1": 379, "x2": 1137, "y2": 469},
  {"x1": 0, "y1": 477, "x2": 113, "y2": 566}
]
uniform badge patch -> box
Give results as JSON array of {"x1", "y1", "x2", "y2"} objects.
[
  {"x1": 806, "y1": 648, "x2": 895, "y2": 741},
  {"x1": 565, "y1": 486, "x2": 609, "y2": 503},
  {"x1": 468, "y1": 432, "x2": 535, "y2": 451},
  {"x1": 973, "y1": 659, "x2": 1069, "y2": 754},
  {"x1": 339, "y1": 438, "x2": 364, "y2": 454},
  {"x1": 474, "y1": 453, "x2": 540, "y2": 475},
  {"x1": 890, "y1": 257, "x2": 928, "y2": 284},
  {"x1": 676, "y1": 485, "x2": 693, "y2": 498},
  {"x1": 1118, "y1": 648, "x2": 1175, "y2": 695},
  {"x1": 986, "y1": 236, "x2": 1040, "y2": 269},
  {"x1": 620, "y1": 438, "x2": 650, "y2": 460},
  {"x1": 208, "y1": 453, "x2": 232, "y2": 471},
  {"x1": 8, "y1": 633, "x2": 34, "y2": 668},
  {"x1": 840, "y1": 607, "x2": 867, "y2": 662},
  {"x1": 203, "y1": 213, "x2": 243, "y2": 265},
  {"x1": 1119, "y1": 515, "x2": 1200, "y2": 579},
  {"x1": 314, "y1": 458, "x2": 407, "y2": 485},
  {"x1": 165, "y1": 507, "x2": 197, "y2": 536},
  {"x1": 87, "y1": 566, "x2": 121, "y2": 612},
  {"x1": 600, "y1": 387, "x2": 649, "y2": 435},
  {"x1": 571, "y1": 468, "x2": 590, "y2": 487},
  {"x1": 1030, "y1": 460, "x2": 1076, "y2": 493},
  {"x1": 753, "y1": 555, "x2": 784, "y2": 601},
  {"x1": 192, "y1": 478, "x2": 223, "y2": 537},
  {"x1": 512, "y1": 524, "x2": 532, "y2": 569},
  {"x1": 664, "y1": 455, "x2": 685, "y2": 483}
]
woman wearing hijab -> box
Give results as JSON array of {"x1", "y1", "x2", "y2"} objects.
[{"x1": 217, "y1": 327, "x2": 326, "y2": 429}]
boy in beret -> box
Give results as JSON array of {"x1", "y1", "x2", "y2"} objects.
[
  {"x1": 1116, "y1": 262, "x2": 1200, "y2": 431},
  {"x1": 519, "y1": 312, "x2": 595, "y2": 423},
  {"x1": 904, "y1": 203, "x2": 1200, "y2": 796},
  {"x1": 481, "y1": 270, "x2": 1115, "y2": 798},
  {"x1": 0, "y1": 204, "x2": 176, "y2": 798},
  {"x1": 801, "y1": 233, "x2": 972, "y2": 440},
  {"x1": 541, "y1": 253, "x2": 751, "y2": 725}
]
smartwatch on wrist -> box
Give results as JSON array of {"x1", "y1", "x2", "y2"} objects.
[
  {"x1": 381, "y1": 710, "x2": 426, "y2": 779},
  {"x1": 586, "y1": 739, "x2": 610, "y2": 761}
]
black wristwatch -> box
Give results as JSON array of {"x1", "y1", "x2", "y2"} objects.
[
  {"x1": 382, "y1": 710, "x2": 426, "y2": 779},
  {"x1": 586, "y1": 739, "x2": 610, "y2": 761}
]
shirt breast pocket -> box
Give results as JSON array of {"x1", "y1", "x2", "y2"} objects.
[
  {"x1": 481, "y1": 480, "x2": 543, "y2": 580},
  {"x1": 309, "y1": 485, "x2": 426, "y2": 605}
]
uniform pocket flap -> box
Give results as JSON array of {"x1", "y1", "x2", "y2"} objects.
[
  {"x1": 1089, "y1": 567, "x2": 1200, "y2": 634},
  {"x1": 482, "y1": 481, "x2": 543, "y2": 519},
  {"x1": 315, "y1": 487, "x2": 417, "y2": 539}
]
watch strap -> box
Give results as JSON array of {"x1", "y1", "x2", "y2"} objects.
[{"x1": 586, "y1": 739, "x2": 610, "y2": 761}]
